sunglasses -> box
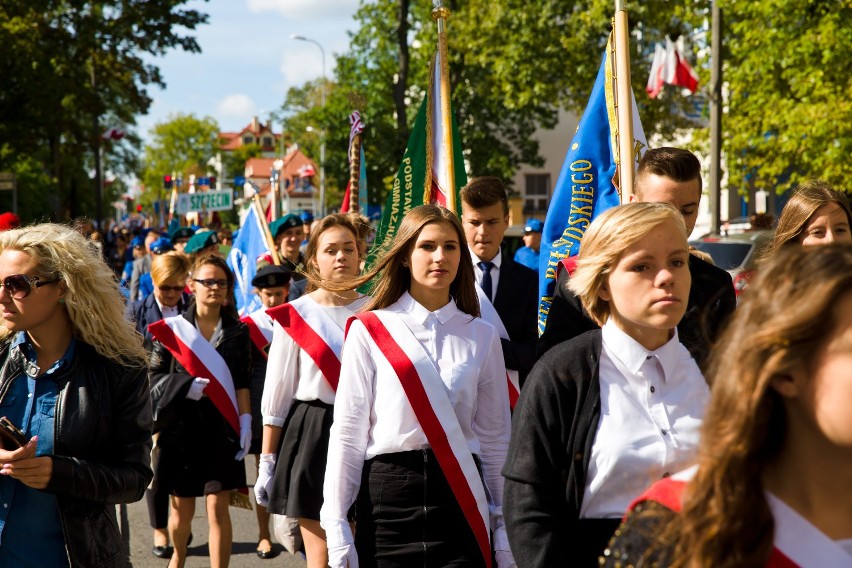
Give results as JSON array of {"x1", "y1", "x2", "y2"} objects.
[
  {"x1": 0, "y1": 274, "x2": 61, "y2": 299},
  {"x1": 157, "y1": 285, "x2": 185, "y2": 293},
  {"x1": 193, "y1": 278, "x2": 229, "y2": 289}
]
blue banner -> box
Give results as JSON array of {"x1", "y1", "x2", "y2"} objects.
[
  {"x1": 537, "y1": 48, "x2": 622, "y2": 334},
  {"x1": 227, "y1": 206, "x2": 267, "y2": 315}
]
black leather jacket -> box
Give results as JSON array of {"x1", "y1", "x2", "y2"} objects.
[{"x1": 0, "y1": 339, "x2": 153, "y2": 568}]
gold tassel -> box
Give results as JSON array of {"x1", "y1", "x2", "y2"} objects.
[{"x1": 230, "y1": 489, "x2": 253, "y2": 510}]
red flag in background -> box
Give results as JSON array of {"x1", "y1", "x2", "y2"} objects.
[
  {"x1": 647, "y1": 36, "x2": 699, "y2": 98},
  {"x1": 101, "y1": 127, "x2": 126, "y2": 140}
]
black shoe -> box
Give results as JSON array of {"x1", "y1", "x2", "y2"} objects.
[
  {"x1": 151, "y1": 545, "x2": 173, "y2": 559},
  {"x1": 256, "y1": 547, "x2": 280, "y2": 559},
  {"x1": 187, "y1": 532, "x2": 193, "y2": 547}
]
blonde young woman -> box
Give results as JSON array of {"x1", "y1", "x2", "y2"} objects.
[
  {"x1": 605, "y1": 244, "x2": 852, "y2": 567},
  {"x1": 321, "y1": 204, "x2": 515, "y2": 568},
  {"x1": 254, "y1": 213, "x2": 368, "y2": 568},
  {"x1": 148, "y1": 255, "x2": 252, "y2": 568},
  {"x1": 504, "y1": 203, "x2": 710, "y2": 567},
  {"x1": 0, "y1": 224, "x2": 152, "y2": 567}
]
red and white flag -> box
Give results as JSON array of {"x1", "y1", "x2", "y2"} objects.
[
  {"x1": 101, "y1": 127, "x2": 126, "y2": 141},
  {"x1": 647, "y1": 37, "x2": 699, "y2": 98}
]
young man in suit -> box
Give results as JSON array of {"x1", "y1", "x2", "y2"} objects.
[
  {"x1": 537, "y1": 147, "x2": 737, "y2": 369},
  {"x1": 461, "y1": 176, "x2": 539, "y2": 388}
]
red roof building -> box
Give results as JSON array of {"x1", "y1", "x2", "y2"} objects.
[{"x1": 219, "y1": 116, "x2": 282, "y2": 156}]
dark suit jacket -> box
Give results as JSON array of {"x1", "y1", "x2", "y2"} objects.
[
  {"x1": 491, "y1": 251, "x2": 540, "y2": 387},
  {"x1": 537, "y1": 253, "x2": 736, "y2": 370},
  {"x1": 126, "y1": 292, "x2": 190, "y2": 352}
]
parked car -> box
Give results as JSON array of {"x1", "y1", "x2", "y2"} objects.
[{"x1": 689, "y1": 230, "x2": 774, "y2": 296}]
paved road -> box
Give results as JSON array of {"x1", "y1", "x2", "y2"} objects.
[{"x1": 124, "y1": 460, "x2": 306, "y2": 568}]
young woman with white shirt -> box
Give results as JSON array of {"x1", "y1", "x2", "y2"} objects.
[
  {"x1": 603, "y1": 244, "x2": 852, "y2": 568},
  {"x1": 253, "y1": 213, "x2": 368, "y2": 568},
  {"x1": 503, "y1": 202, "x2": 709, "y2": 567},
  {"x1": 321, "y1": 204, "x2": 515, "y2": 568}
]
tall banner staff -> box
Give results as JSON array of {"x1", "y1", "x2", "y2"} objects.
[
  {"x1": 341, "y1": 111, "x2": 366, "y2": 213},
  {"x1": 251, "y1": 191, "x2": 280, "y2": 265},
  {"x1": 432, "y1": 1, "x2": 456, "y2": 213},
  {"x1": 614, "y1": 0, "x2": 635, "y2": 201}
]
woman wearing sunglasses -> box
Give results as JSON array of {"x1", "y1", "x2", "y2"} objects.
[
  {"x1": 148, "y1": 254, "x2": 252, "y2": 568},
  {"x1": 125, "y1": 251, "x2": 192, "y2": 559},
  {"x1": 0, "y1": 223, "x2": 152, "y2": 567}
]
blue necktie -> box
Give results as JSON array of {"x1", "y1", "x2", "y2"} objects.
[{"x1": 478, "y1": 261, "x2": 494, "y2": 302}]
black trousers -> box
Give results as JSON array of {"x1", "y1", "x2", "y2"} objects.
[{"x1": 355, "y1": 449, "x2": 486, "y2": 568}]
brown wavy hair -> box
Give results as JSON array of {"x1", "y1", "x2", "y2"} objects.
[
  {"x1": 759, "y1": 179, "x2": 852, "y2": 263},
  {"x1": 649, "y1": 244, "x2": 852, "y2": 567},
  {"x1": 331, "y1": 205, "x2": 479, "y2": 317},
  {"x1": 303, "y1": 213, "x2": 366, "y2": 293}
]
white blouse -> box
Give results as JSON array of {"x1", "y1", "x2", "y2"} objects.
[
  {"x1": 580, "y1": 319, "x2": 709, "y2": 518},
  {"x1": 321, "y1": 292, "x2": 512, "y2": 551},
  {"x1": 260, "y1": 295, "x2": 366, "y2": 427}
]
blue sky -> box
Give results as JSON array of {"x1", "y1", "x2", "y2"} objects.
[{"x1": 137, "y1": 0, "x2": 360, "y2": 141}]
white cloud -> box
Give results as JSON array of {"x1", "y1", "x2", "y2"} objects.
[
  {"x1": 216, "y1": 94, "x2": 257, "y2": 119},
  {"x1": 246, "y1": 0, "x2": 358, "y2": 21}
]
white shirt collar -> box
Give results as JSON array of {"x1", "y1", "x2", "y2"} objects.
[
  {"x1": 601, "y1": 318, "x2": 682, "y2": 380},
  {"x1": 397, "y1": 290, "x2": 462, "y2": 326},
  {"x1": 469, "y1": 246, "x2": 502, "y2": 269}
]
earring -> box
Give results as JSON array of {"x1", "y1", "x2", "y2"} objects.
[{"x1": 58, "y1": 298, "x2": 65, "y2": 304}]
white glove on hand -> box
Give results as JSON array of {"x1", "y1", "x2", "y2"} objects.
[
  {"x1": 186, "y1": 377, "x2": 210, "y2": 401},
  {"x1": 254, "y1": 453, "x2": 276, "y2": 506},
  {"x1": 234, "y1": 413, "x2": 252, "y2": 460},
  {"x1": 495, "y1": 550, "x2": 517, "y2": 568},
  {"x1": 328, "y1": 543, "x2": 358, "y2": 568}
]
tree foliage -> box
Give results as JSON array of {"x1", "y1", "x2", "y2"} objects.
[
  {"x1": 0, "y1": 0, "x2": 207, "y2": 223},
  {"x1": 716, "y1": 0, "x2": 851, "y2": 193}
]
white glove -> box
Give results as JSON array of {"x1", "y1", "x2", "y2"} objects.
[
  {"x1": 254, "y1": 453, "x2": 276, "y2": 506},
  {"x1": 234, "y1": 413, "x2": 252, "y2": 460},
  {"x1": 328, "y1": 543, "x2": 358, "y2": 568},
  {"x1": 186, "y1": 377, "x2": 210, "y2": 401},
  {"x1": 496, "y1": 550, "x2": 517, "y2": 568}
]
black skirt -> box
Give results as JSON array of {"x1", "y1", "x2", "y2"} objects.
[
  {"x1": 267, "y1": 399, "x2": 333, "y2": 520},
  {"x1": 355, "y1": 449, "x2": 485, "y2": 568}
]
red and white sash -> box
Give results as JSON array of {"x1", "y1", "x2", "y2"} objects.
[
  {"x1": 475, "y1": 284, "x2": 520, "y2": 410},
  {"x1": 148, "y1": 316, "x2": 240, "y2": 433},
  {"x1": 350, "y1": 311, "x2": 493, "y2": 568},
  {"x1": 630, "y1": 468, "x2": 850, "y2": 568},
  {"x1": 266, "y1": 296, "x2": 344, "y2": 391},
  {"x1": 241, "y1": 308, "x2": 274, "y2": 358}
]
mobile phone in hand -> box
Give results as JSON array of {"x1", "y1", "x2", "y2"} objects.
[{"x1": 0, "y1": 417, "x2": 29, "y2": 449}]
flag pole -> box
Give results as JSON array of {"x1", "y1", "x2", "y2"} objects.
[
  {"x1": 431, "y1": 2, "x2": 457, "y2": 214},
  {"x1": 251, "y1": 192, "x2": 281, "y2": 265},
  {"x1": 613, "y1": 0, "x2": 635, "y2": 203},
  {"x1": 348, "y1": 131, "x2": 362, "y2": 212}
]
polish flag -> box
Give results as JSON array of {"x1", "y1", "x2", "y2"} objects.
[
  {"x1": 646, "y1": 37, "x2": 699, "y2": 98},
  {"x1": 101, "y1": 127, "x2": 126, "y2": 140},
  {"x1": 646, "y1": 44, "x2": 667, "y2": 98}
]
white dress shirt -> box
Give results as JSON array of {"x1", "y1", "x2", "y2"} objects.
[
  {"x1": 321, "y1": 291, "x2": 512, "y2": 551},
  {"x1": 261, "y1": 295, "x2": 366, "y2": 426},
  {"x1": 155, "y1": 298, "x2": 179, "y2": 320},
  {"x1": 471, "y1": 247, "x2": 502, "y2": 301},
  {"x1": 580, "y1": 319, "x2": 709, "y2": 518}
]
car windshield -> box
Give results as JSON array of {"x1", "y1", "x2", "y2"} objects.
[{"x1": 691, "y1": 242, "x2": 753, "y2": 270}]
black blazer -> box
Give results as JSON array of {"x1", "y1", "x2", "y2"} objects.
[
  {"x1": 492, "y1": 251, "x2": 539, "y2": 387},
  {"x1": 125, "y1": 292, "x2": 190, "y2": 352},
  {"x1": 537, "y1": 253, "x2": 736, "y2": 369}
]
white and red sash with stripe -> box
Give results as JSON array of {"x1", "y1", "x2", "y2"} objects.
[
  {"x1": 266, "y1": 296, "x2": 344, "y2": 391},
  {"x1": 629, "y1": 468, "x2": 851, "y2": 567},
  {"x1": 350, "y1": 311, "x2": 493, "y2": 568},
  {"x1": 148, "y1": 316, "x2": 240, "y2": 433},
  {"x1": 241, "y1": 308, "x2": 274, "y2": 358},
  {"x1": 475, "y1": 284, "x2": 520, "y2": 410}
]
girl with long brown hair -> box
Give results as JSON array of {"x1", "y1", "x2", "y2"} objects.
[
  {"x1": 320, "y1": 204, "x2": 515, "y2": 568},
  {"x1": 604, "y1": 244, "x2": 852, "y2": 567},
  {"x1": 253, "y1": 213, "x2": 368, "y2": 567}
]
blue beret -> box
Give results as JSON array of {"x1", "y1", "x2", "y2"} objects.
[
  {"x1": 130, "y1": 236, "x2": 145, "y2": 248},
  {"x1": 300, "y1": 210, "x2": 314, "y2": 223},
  {"x1": 184, "y1": 230, "x2": 219, "y2": 254},
  {"x1": 269, "y1": 213, "x2": 304, "y2": 238},
  {"x1": 150, "y1": 237, "x2": 173, "y2": 255},
  {"x1": 524, "y1": 219, "x2": 544, "y2": 233}
]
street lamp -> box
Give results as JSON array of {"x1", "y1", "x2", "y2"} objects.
[{"x1": 290, "y1": 33, "x2": 326, "y2": 216}]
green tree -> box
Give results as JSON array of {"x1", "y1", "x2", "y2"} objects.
[
  {"x1": 139, "y1": 113, "x2": 220, "y2": 215},
  {"x1": 715, "y1": 0, "x2": 851, "y2": 193},
  {"x1": 0, "y1": 1, "x2": 207, "y2": 223}
]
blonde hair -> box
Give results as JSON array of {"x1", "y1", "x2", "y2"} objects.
[
  {"x1": 568, "y1": 202, "x2": 688, "y2": 325},
  {"x1": 0, "y1": 223, "x2": 146, "y2": 365},
  {"x1": 151, "y1": 252, "x2": 190, "y2": 286}
]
